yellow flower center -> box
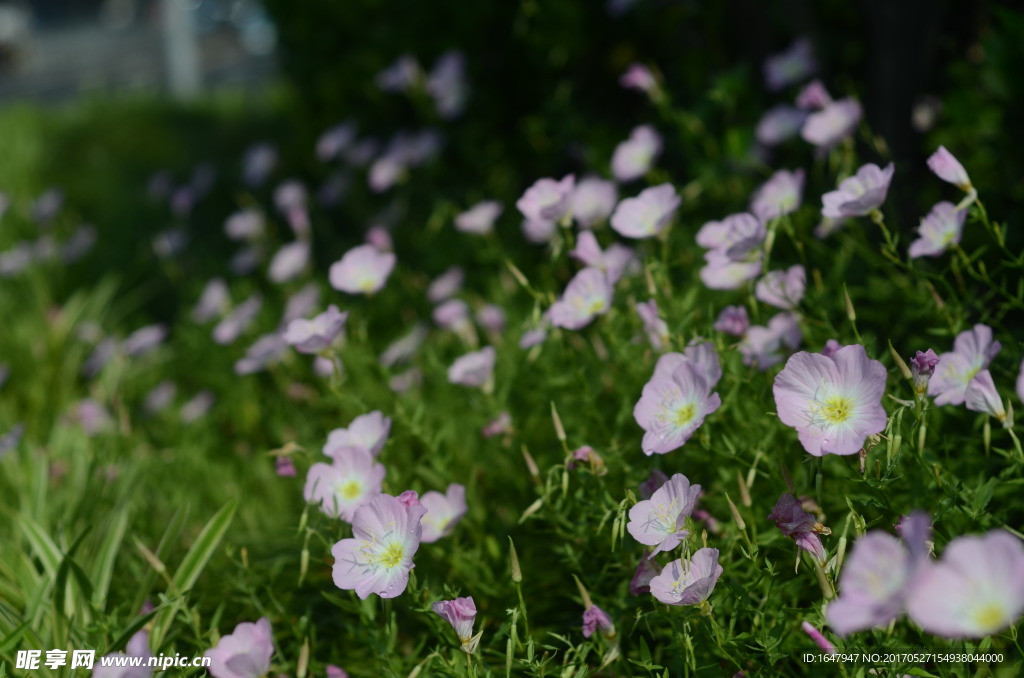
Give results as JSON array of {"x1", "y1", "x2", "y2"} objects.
[
  {"x1": 820, "y1": 396, "x2": 853, "y2": 424},
  {"x1": 375, "y1": 542, "x2": 405, "y2": 569},
  {"x1": 971, "y1": 603, "x2": 1005, "y2": 632},
  {"x1": 339, "y1": 480, "x2": 362, "y2": 501},
  {"x1": 673, "y1": 403, "x2": 696, "y2": 428}
]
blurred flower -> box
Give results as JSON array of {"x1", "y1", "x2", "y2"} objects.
[
  {"x1": 144, "y1": 381, "x2": 177, "y2": 415},
  {"x1": 455, "y1": 200, "x2": 503, "y2": 235},
  {"x1": 801, "y1": 98, "x2": 862, "y2": 149},
  {"x1": 912, "y1": 95, "x2": 943, "y2": 133},
  {"x1": 763, "y1": 37, "x2": 816, "y2": 91},
  {"x1": 213, "y1": 294, "x2": 263, "y2": 345},
  {"x1": 389, "y1": 367, "x2": 422, "y2": 393},
  {"x1": 649, "y1": 548, "x2": 723, "y2": 605},
  {"x1": 345, "y1": 138, "x2": 380, "y2": 168},
  {"x1": 326, "y1": 666, "x2": 349, "y2": 678},
  {"x1": 476, "y1": 304, "x2": 506, "y2": 333},
  {"x1": 284, "y1": 305, "x2": 348, "y2": 354},
  {"x1": 0, "y1": 423, "x2": 25, "y2": 457},
  {"x1": 965, "y1": 370, "x2": 1008, "y2": 424},
  {"x1": 235, "y1": 333, "x2": 288, "y2": 375},
  {"x1": 243, "y1": 144, "x2": 277, "y2": 188},
  {"x1": 225, "y1": 209, "x2": 265, "y2": 241},
  {"x1": 147, "y1": 172, "x2": 173, "y2": 201},
  {"x1": 380, "y1": 325, "x2": 429, "y2": 367},
  {"x1": 170, "y1": 186, "x2": 196, "y2": 217},
  {"x1": 433, "y1": 597, "x2": 479, "y2": 653},
  {"x1": 714, "y1": 306, "x2": 749, "y2": 336},
  {"x1": 94, "y1": 630, "x2": 152, "y2": 678},
  {"x1": 482, "y1": 412, "x2": 512, "y2": 438},
  {"x1": 570, "y1": 176, "x2": 618, "y2": 229},
  {"x1": 181, "y1": 391, "x2": 215, "y2": 423},
  {"x1": 305, "y1": 447, "x2": 385, "y2": 521},
  {"x1": 368, "y1": 153, "x2": 407, "y2": 193},
  {"x1": 755, "y1": 265, "x2": 806, "y2": 310},
  {"x1": 546, "y1": 268, "x2": 613, "y2": 330},
  {"x1": 519, "y1": 326, "x2": 548, "y2": 350},
  {"x1": 755, "y1": 105, "x2": 808, "y2": 146},
  {"x1": 773, "y1": 344, "x2": 887, "y2": 456},
  {"x1": 768, "y1": 494, "x2": 828, "y2": 562},
  {"x1": 630, "y1": 558, "x2": 662, "y2": 596},
  {"x1": 0, "y1": 242, "x2": 34, "y2": 278},
  {"x1": 908, "y1": 201, "x2": 965, "y2": 259},
  {"x1": 569, "y1": 231, "x2": 635, "y2": 284},
  {"x1": 426, "y1": 50, "x2": 469, "y2": 119},
  {"x1": 205, "y1": 618, "x2": 273, "y2": 678},
  {"x1": 427, "y1": 266, "x2": 464, "y2": 303},
  {"x1": 582, "y1": 605, "x2": 615, "y2": 639},
  {"x1": 318, "y1": 171, "x2": 351, "y2": 206},
  {"x1": 638, "y1": 468, "x2": 669, "y2": 500},
  {"x1": 230, "y1": 245, "x2": 264, "y2": 276},
  {"x1": 814, "y1": 215, "x2": 849, "y2": 239},
  {"x1": 911, "y1": 349, "x2": 940, "y2": 395},
  {"x1": 192, "y1": 280, "x2": 230, "y2": 325},
  {"x1": 153, "y1": 228, "x2": 188, "y2": 259},
  {"x1": 281, "y1": 283, "x2": 322, "y2": 326},
  {"x1": 376, "y1": 54, "x2": 422, "y2": 92},
  {"x1": 329, "y1": 245, "x2": 396, "y2": 295},
  {"x1": 636, "y1": 299, "x2": 669, "y2": 351},
  {"x1": 906, "y1": 531, "x2": 1024, "y2": 638},
  {"x1": 634, "y1": 360, "x2": 721, "y2": 455},
  {"x1": 795, "y1": 80, "x2": 832, "y2": 110},
  {"x1": 73, "y1": 399, "x2": 113, "y2": 436},
  {"x1": 32, "y1": 188, "x2": 64, "y2": 225},
  {"x1": 610, "y1": 183, "x2": 680, "y2": 239},
  {"x1": 517, "y1": 175, "x2": 575, "y2": 223},
  {"x1": 448, "y1": 346, "x2": 496, "y2": 388},
  {"x1": 928, "y1": 324, "x2": 1001, "y2": 406},
  {"x1": 821, "y1": 163, "x2": 894, "y2": 218},
  {"x1": 567, "y1": 445, "x2": 605, "y2": 473},
  {"x1": 62, "y1": 224, "x2": 97, "y2": 262},
  {"x1": 821, "y1": 339, "x2": 844, "y2": 358},
  {"x1": 926, "y1": 146, "x2": 972, "y2": 191},
  {"x1": 275, "y1": 457, "x2": 296, "y2": 477},
  {"x1": 739, "y1": 313, "x2": 801, "y2": 369},
  {"x1": 521, "y1": 218, "x2": 557, "y2": 244},
  {"x1": 122, "y1": 324, "x2": 168, "y2": 357},
  {"x1": 433, "y1": 299, "x2": 473, "y2": 339},
  {"x1": 1017, "y1": 359, "x2": 1024, "y2": 406},
  {"x1": 317, "y1": 122, "x2": 357, "y2": 163},
  {"x1": 420, "y1": 483, "x2": 468, "y2": 543},
  {"x1": 751, "y1": 169, "x2": 804, "y2": 222},
  {"x1": 611, "y1": 125, "x2": 662, "y2": 182},
  {"x1": 801, "y1": 622, "x2": 836, "y2": 654},
  {"x1": 627, "y1": 473, "x2": 701, "y2": 555},
  {"x1": 83, "y1": 337, "x2": 118, "y2": 378},
  {"x1": 620, "y1": 63, "x2": 658, "y2": 95},
  {"x1": 696, "y1": 213, "x2": 765, "y2": 290},
  {"x1": 332, "y1": 493, "x2": 426, "y2": 599},
  {"x1": 325, "y1": 411, "x2": 392, "y2": 458}
]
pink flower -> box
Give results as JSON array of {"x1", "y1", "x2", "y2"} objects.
[
  {"x1": 826, "y1": 533, "x2": 911, "y2": 635},
  {"x1": 649, "y1": 548, "x2": 723, "y2": 605},
  {"x1": 379, "y1": 325, "x2": 428, "y2": 367},
  {"x1": 627, "y1": 473, "x2": 701, "y2": 556},
  {"x1": 123, "y1": 325, "x2": 168, "y2": 357},
  {"x1": 375, "y1": 54, "x2": 421, "y2": 92},
  {"x1": 801, "y1": 98, "x2": 862, "y2": 149},
  {"x1": 1017, "y1": 358, "x2": 1024, "y2": 406},
  {"x1": 567, "y1": 445, "x2": 605, "y2": 473},
  {"x1": 519, "y1": 327, "x2": 548, "y2": 349},
  {"x1": 965, "y1": 370, "x2": 1008, "y2": 423},
  {"x1": 638, "y1": 469, "x2": 669, "y2": 500},
  {"x1": 284, "y1": 305, "x2": 348, "y2": 354},
  {"x1": 213, "y1": 294, "x2": 262, "y2": 345},
  {"x1": 426, "y1": 50, "x2": 468, "y2": 119},
  {"x1": 773, "y1": 344, "x2": 887, "y2": 456},
  {"x1": 455, "y1": 201, "x2": 503, "y2": 235},
  {"x1": 225, "y1": 209, "x2": 265, "y2": 241},
  {"x1": 750, "y1": 169, "x2": 804, "y2": 222},
  {"x1": 316, "y1": 121, "x2": 357, "y2": 162},
  {"x1": 192, "y1": 278, "x2": 230, "y2": 323},
  {"x1": 619, "y1": 63, "x2": 657, "y2": 93},
  {"x1": 521, "y1": 218, "x2": 557, "y2": 244},
  {"x1": 331, "y1": 493, "x2": 426, "y2": 599},
  {"x1": 821, "y1": 163, "x2": 894, "y2": 218},
  {"x1": 427, "y1": 266, "x2": 464, "y2": 303},
  {"x1": 582, "y1": 605, "x2": 615, "y2": 639},
  {"x1": 448, "y1": 346, "x2": 496, "y2": 388},
  {"x1": 547, "y1": 268, "x2": 613, "y2": 330},
  {"x1": 433, "y1": 597, "x2": 479, "y2": 652},
  {"x1": 326, "y1": 665, "x2": 349, "y2": 678},
  {"x1": 795, "y1": 80, "x2": 832, "y2": 110},
  {"x1": 633, "y1": 361, "x2": 722, "y2": 455},
  {"x1": 94, "y1": 630, "x2": 153, "y2": 678},
  {"x1": 329, "y1": 244, "x2": 396, "y2": 295},
  {"x1": 755, "y1": 105, "x2": 808, "y2": 146},
  {"x1": 234, "y1": 333, "x2": 288, "y2": 376},
  {"x1": 926, "y1": 146, "x2": 972, "y2": 191},
  {"x1": 814, "y1": 216, "x2": 849, "y2": 239},
  {"x1": 911, "y1": 348, "x2": 940, "y2": 394},
  {"x1": 476, "y1": 304, "x2": 506, "y2": 333},
  {"x1": 433, "y1": 299, "x2": 472, "y2": 333},
  {"x1": 763, "y1": 38, "x2": 816, "y2": 91},
  {"x1": 611, "y1": 125, "x2": 662, "y2": 182},
  {"x1": 629, "y1": 558, "x2": 662, "y2": 595},
  {"x1": 205, "y1": 618, "x2": 273, "y2": 678},
  {"x1": 714, "y1": 305, "x2": 749, "y2": 336},
  {"x1": 610, "y1": 183, "x2": 680, "y2": 239},
  {"x1": 281, "y1": 284, "x2": 321, "y2": 325},
  {"x1": 482, "y1": 412, "x2": 512, "y2": 438},
  {"x1": 908, "y1": 201, "x2": 966, "y2": 259},
  {"x1": 696, "y1": 213, "x2": 765, "y2": 290},
  {"x1": 325, "y1": 411, "x2": 392, "y2": 457},
  {"x1": 275, "y1": 457, "x2": 296, "y2": 477},
  {"x1": 268, "y1": 241, "x2": 310, "y2": 283},
  {"x1": 927, "y1": 324, "x2": 1001, "y2": 406},
  {"x1": 569, "y1": 232, "x2": 635, "y2": 283},
  {"x1": 304, "y1": 447, "x2": 385, "y2": 521},
  {"x1": 516, "y1": 175, "x2": 575, "y2": 223},
  {"x1": 755, "y1": 264, "x2": 806, "y2": 310},
  {"x1": 821, "y1": 339, "x2": 844, "y2": 358},
  {"x1": 365, "y1": 225, "x2": 392, "y2": 252},
  {"x1": 905, "y1": 531, "x2": 1024, "y2": 637},
  {"x1": 420, "y1": 483, "x2": 468, "y2": 543},
  {"x1": 738, "y1": 312, "x2": 802, "y2": 369},
  {"x1": 636, "y1": 299, "x2": 669, "y2": 351},
  {"x1": 800, "y1": 622, "x2": 836, "y2": 654},
  {"x1": 768, "y1": 494, "x2": 827, "y2": 562},
  {"x1": 570, "y1": 177, "x2": 618, "y2": 229},
  {"x1": 653, "y1": 343, "x2": 722, "y2": 390}
]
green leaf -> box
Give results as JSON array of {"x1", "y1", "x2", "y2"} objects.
[
  {"x1": 19, "y1": 517, "x2": 62, "y2": 577},
  {"x1": 90, "y1": 511, "x2": 129, "y2": 611}
]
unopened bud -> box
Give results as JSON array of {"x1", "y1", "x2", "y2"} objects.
[{"x1": 509, "y1": 537, "x2": 522, "y2": 583}]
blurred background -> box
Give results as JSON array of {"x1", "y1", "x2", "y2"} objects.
[{"x1": 0, "y1": 0, "x2": 1022, "y2": 312}]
